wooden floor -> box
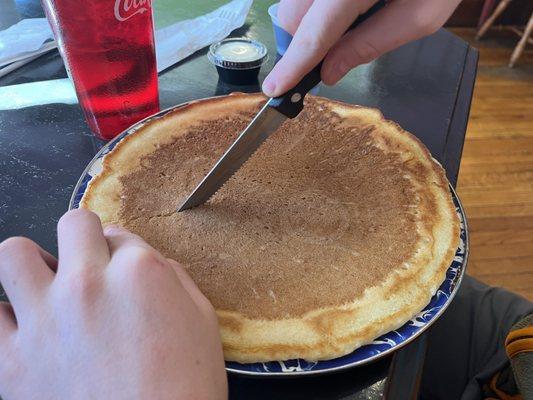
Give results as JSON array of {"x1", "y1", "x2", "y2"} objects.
[{"x1": 451, "y1": 28, "x2": 533, "y2": 300}]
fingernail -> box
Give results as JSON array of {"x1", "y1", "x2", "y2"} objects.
[{"x1": 262, "y1": 78, "x2": 276, "y2": 97}]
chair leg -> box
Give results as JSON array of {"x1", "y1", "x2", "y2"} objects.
[
  {"x1": 478, "y1": 0, "x2": 497, "y2": 29},
  {"x1": 509, "y1": 12, "x2": 533, "y2": 67},
  {"x1": 476, "y1": 0, "x2": 513, "y2": 40}
]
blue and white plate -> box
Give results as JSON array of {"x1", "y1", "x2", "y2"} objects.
[{"x1": 70, "y1": 101, "x2": 469, "y2": 377}]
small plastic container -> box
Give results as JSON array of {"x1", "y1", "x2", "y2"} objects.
[{"x1": 208, "y1": 38, "x2": 268, "y2": 85}]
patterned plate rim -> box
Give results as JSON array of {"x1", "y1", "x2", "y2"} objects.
[{"x1": 69, "y1": 100, "x2": 470, "y2": 377}]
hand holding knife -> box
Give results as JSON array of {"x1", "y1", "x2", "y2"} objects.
[{"x1": 178, "y1": 1, "x2": 385, "y2": 212}]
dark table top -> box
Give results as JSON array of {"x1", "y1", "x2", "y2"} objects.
[{"x1": 0, "y1": 1, "x2": 477, "y2": 398}]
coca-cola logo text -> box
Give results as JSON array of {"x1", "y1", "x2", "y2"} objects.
[{"x1": 114, "y1": 0, "x2": 151, "y2": 22}]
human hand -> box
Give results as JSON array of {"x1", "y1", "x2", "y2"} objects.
[
  {"x1": 263, "y1": 0, "x2": 462, "y2": 97},
  {"x1": 0, "y1": 209, "x2": 227, "y2": 400}
]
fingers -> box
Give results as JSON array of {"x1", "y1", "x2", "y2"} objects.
[
  {"x1": 0, "y1": 302, "x2": 17, "y2": 337},
  {"x1": 0, "y1": 237, "x2": 55, "y2": 312},
  {"x1": 277, "y1": 0, "x2": 314, "y2": 35},
  {"x1": 104, "y1": 228, "x2": 215, "y2": 317},
  {"x1": 104, "y1": 225, "x2": 156, "y2": 256},
  {"x1": 263, "y1": 0, "x2": 376, "y2": 97},
  {"x1": 166, "y1": 258, "x2": 217, "y2": 321},
  {"x1": 104, "y1": 227, "x2": 212, "y2": 309},
  {"x1": 39, "y1": 248, "x2": 58, "y2": 271},
  {"x1": 57, "y1": 209, "x2": 110, "y2": 275},
  {"x1": 104, "y1": 225, "x2": 171, "y2": 274},
  {"x1": 322, "y1": 0, "x2": 462, "y2": 84}
]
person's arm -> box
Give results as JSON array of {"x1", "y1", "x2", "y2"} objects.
[
  {"x1": 0, "y1": 209, "x2": 227, "y2": 400},
  {"x1": 263, "y1": 0, "x2": 463, "y2": 97}
]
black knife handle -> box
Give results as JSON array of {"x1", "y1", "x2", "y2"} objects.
[{"x1": 269, "y1": 0, "x2": 386, "y2": 118}]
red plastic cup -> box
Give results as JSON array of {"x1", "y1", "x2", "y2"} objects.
[{"x1": 42, "y1": 0, "x2": 160, "y2": 140}]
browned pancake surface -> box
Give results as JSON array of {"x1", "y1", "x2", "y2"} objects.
[
  {"x1": 118, "y1": 99, "x2": 419, "y2": 319},
  {"x1": 81, "y1": 93, "x2": 459, "y2": 362}
]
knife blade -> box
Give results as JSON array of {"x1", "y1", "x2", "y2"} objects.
[
  {"x1": 178, "y1": 99, "x2": 286, "y2": 211},
  {"x1": 178, "y1": 0, "x2": 385, "y2": 211}
]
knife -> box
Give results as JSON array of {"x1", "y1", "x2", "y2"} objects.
[{"x1": 178, "y1": 1, "x2": 385, "y2": 212}]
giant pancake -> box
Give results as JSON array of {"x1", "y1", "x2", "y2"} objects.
[{"x1": 81, "y1": 93, "x2": 460, "y2": 362}]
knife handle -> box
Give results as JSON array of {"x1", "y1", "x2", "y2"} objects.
[{"x1": 268, "y1": 0, "x2": 386, "y2": 118}]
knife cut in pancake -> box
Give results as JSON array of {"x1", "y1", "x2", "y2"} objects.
[{"x1": 81, "y1": 93, "x2": 460, "y2": 362}]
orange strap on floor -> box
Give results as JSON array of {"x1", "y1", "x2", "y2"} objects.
[
  {"x1": 489, "y1": 372, "x2": 522, "y2": 400},
  {"x1": 505, "y1": 326, "x2": 533, "y2": 359}
]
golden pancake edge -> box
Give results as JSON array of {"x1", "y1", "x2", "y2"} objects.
[{"x1": 81, "y1": 93, "x2": 460, "y2": 362}]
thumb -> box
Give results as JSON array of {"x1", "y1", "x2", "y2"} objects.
[{"x1": 262, "y1": 0, "x2": 363, "y2": 97}]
